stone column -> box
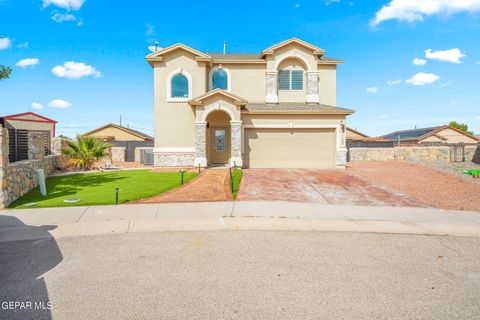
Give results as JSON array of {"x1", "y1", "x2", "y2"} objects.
[
  {"x1": 306, "y1": 71, "x2": 320, "y2": 103},
  {"x1": 194, "y1": 121, "x2": 207, "y2": 167},
  {"x1": 230, "y1": 120, "x2": 243, "y2": 167},
  {"x1": 28, "y1": 131, "x2": 45, "y2": 160},
  {"x1": 0, "y1": 128, "x2": 9, "y2": 209},
  {"x1": 265, "y1": 71, "x2": 278, "y2": 103}
]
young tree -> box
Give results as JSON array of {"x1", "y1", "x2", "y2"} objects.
[
  {"x1": 0, "y1": 65, "x2": 12, "y2": 81},
  {"x1": 62, "y1": 136, "x2": 111, "y2": 170},
  {"x1": 449, "y1": 121, "x2": 473, "y2": 135}
]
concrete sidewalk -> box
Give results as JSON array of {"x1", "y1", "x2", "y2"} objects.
[{"x1": 1, "y1": 201, "x2": 480, "y2": 242}]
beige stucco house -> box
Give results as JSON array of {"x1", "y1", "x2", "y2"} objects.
[
  {"x1": 146, "y1": 38, "x2": 354, "y2": 168},
  {"x1": 84, "y1": 123, "x2": 153, "y2": 142}
]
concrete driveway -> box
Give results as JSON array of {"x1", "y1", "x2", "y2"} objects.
[{"x1": 236, "y1": 169, "x2": 424, "y2": 207}]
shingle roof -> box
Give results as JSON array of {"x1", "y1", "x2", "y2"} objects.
[
  {"x1": 381, "y1": 126, "x2": 445, "y2": 140},
  {"x1": 84, "y1": 123, "x2": 153, "y2": 141},
  {"x1": 243, "y1": 103, "x2": 354, "y2": 114}
]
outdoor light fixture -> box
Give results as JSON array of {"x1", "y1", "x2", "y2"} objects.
[{"x1": 115, "y1": 188, "x2": 121, "y2": 205}]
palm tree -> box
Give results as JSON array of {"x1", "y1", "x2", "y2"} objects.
[{"x1": 62, "y1": 136, "x2": 111, "y2": 170}]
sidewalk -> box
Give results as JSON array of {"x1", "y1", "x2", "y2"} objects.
[{"x1": 1, "y1": 201, "x2": 480, "y2": 242}]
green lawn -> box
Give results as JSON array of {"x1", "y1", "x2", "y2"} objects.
[
  {"x1": 9, "y1": 170, "x2": 198, "y2": 209},
  {"x1": 231, "y1": 169, "x2": 243, "y2": 199}
]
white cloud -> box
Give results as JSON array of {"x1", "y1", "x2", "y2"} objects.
[
  {"x1": 76, "y1": 18, "x2": 84, "y2": 26},
  {"x1": 52, "y1": 61, "x2": 102, "y2": 79},
  {"x1": 48, "y1": 99, "x2": 71, "y2": 109},
  {"x1": 294, "y1": 3, "x2": 301, "y2": 8},
  {"x1": 413, "y1": 57, "x2": 427, "y2": 65},
  {"x1": 42, "y1": 0, "x2": 85, "y2": 11},
  {"x1": 31, "y1": 102, "x2": 43, "y2": 110},
  {"x1": 366, "y1": 86, "x2": 379, "y2": 93},
  {"x1": 51, "y1": 12, "x2": 77, "y2": 23},
  {"x1": 15, "y1": 58, "x2": 40, "y2": 68},
  {"x1": 0, "y1": 37, "x2": 12, "y2": 50},
  {"x1": 324, "y1": 0, "x2": 341, "y2": 4},
  {"x1": 425, "y1": 48, "x2": 465, "y2": 63},
  {"x1": 371, "y1": 0, "x2": 480, "y2": 26},
  {"x1": 17, "y1": 41, "x2": 29, "y2": 49},
  {"x1": 387, "y1": 79, "x2": 402, "y2": 85},
  {"x1": 406, "y1": 72, "x2": 440, "y2": 86},
  {"x1": 476, "y1": 60, "x2": 480, "y2": 65},
  {"x1": 380, "y1": 112, "x2": 400, "y2": 119}
]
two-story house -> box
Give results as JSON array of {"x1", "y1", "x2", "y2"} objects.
[{"x1": 146, "y1": 38, "x2": 354, "y2": 169}]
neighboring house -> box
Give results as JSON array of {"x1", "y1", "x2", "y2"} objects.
[
  {"x1": 381, "y1": 125, "x2": 479, "y2": 145},
  {"x1": 83, "y1": 123, "x2": 153, "y2": 142},
  {"x1": 84, "y1": 123, "x2": 154, "y2": 163},
  {"x1": 346, "y1": 127, "x2": 369, "y2": 140},
  {"x1": 0, "y1": 112, "x2": 57, "y2": 162},
  {"x1": 146, "y1": 38, "x2": 354, "y2": 169}
]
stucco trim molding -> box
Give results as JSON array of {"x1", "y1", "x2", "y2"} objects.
[
  {"x1": 272, "y1": 50, "x2": 315, "y2": 72},
  {"x1": 166, "y1": 68, "x2": 193, "y2": 102},
  {"x1": 208, "y1": 66, "x2": 232, "y2": 92},
  {"x1": 201, "y1": 104, "x2": 236, "y2": 122},
  {"x1": 153, "y1": 147, "x2": 196, "y2": 153},
  {"x1": 242, "y1": 124, "x2": 338, "y2": 129}
]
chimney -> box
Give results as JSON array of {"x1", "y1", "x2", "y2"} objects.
[{"x1": 223, "y1": 40, "x2": 227, "y2": 55}]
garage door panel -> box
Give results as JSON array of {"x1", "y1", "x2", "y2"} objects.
[{"x1": 245, "y1": 128, "x2": 336, "y2": 168}]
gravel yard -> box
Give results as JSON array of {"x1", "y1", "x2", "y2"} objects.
[
  {"x1": 348, "y1": 161, "x2": 480, "y2": 212},
  {"x1": 413, "y1": 160, "x2": 480, "y2": 185}
]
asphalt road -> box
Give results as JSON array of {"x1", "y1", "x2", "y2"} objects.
[{"x1": 1, "y1": 231, "x2": 480, "y2": 320}]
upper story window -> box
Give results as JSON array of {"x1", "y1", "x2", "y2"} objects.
[
  {"x1": 171, "y1": 74, "x2": 189, "y2": 98},
  {"x1": 212, "y1": 69, "x2": 228, "y2": 90},
  {"x1": 278, "y1": 70, "x2": 304, "y2": 90}
]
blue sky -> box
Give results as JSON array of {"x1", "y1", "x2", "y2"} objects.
[{"x1": 1, "y1": 0, "x2": 479, "y2": 137}]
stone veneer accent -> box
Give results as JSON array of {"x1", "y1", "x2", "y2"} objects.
[
  {"x1": 154, "y1": 152, "x2": 195, "y2": 167},
  {"x1": 306, "y1": 71, "x2": 320, "y2": 103},
  {"x1": 335, "y1": 150, "x2": 347, "y2": 166},
  {"x1": 28, "y1": 131, "x2": 46, "y2": 160},
  {"x1": 265, "y1": 71, "x2": 278, "y2": 103},
  {"x1": 194, "y1": 122, "x2": 207, "y2": 167},
  {"x1": 230, "y1": 121, "x2": 243, "y2": 167}
]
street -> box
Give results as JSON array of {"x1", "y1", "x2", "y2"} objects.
[{"x1": 1, "y1": 231, "x2": 479, "y2": 319}]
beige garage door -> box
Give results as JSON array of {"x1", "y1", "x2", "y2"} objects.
[{"x1": 244, "y1": 128, "x2": 336, "y2": 168}]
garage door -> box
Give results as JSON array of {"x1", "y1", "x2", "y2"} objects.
[{"x1": 244, "y1": 128, "x2": 336, "y2": 168}]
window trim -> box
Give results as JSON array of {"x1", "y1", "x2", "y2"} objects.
[
  {"x1": 209, "y1": 66, "x2": 231, "y2": 92},
  {"x1": 166, "y1": 68, "x2": 193, "y2": 102},
  {"x1": 277, "y1": 69, "x2": 304, "y2": 91}
]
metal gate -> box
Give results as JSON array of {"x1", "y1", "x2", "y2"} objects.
[
  {"x1": 125, "y1": 141, "x2": 136, "y2": 162},
  {"x1": 450, "y1": 144, "x2": 465, "y2": 162},
  {"x1": 140, "y1": 149, "x2": 154, "y2": 166}
]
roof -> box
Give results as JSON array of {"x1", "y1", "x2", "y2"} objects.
[
  {"x1": 382, "y1": 125, "x2": 479, "y2": 142},
  {"x1": 83, "y1": 123, "x2": 153, "y2": 141},
  {"x1": 261, "y1": 38, "x2": 325, "y2": 57},
  {"x1": 381, "y1": 126, "x2": 443, "y2": 140},
  {"x1": 242, "y1": 103, "x2": 355, "y2": 115},
  {"x1": 189, "y1": 89, "x2": 248, "y2": 106},
  {"x1": 347, "y1": 127, "x2": 369, "y2": 138},
  {"x1": 0, "y1": 112, "x2": 57, "y2": 124},
  {"x1": 146, "y1": 38, "x2": 343, "y2": 66}
]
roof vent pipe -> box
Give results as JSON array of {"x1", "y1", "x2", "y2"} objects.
[{"x1": 223, "y1": 40, "x2": 227, "y2": 55}]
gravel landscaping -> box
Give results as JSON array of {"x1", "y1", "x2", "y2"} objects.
[
  {"x1": 348, "y1": 161, "x2": 480, "y2": 212},
  {"x1": 412, "y1": 160, "x2": 480, "y2": 185}
]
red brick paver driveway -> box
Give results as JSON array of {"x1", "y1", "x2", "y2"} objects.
[
  {"x1": 136, "y1": 169, "x2": 231, "y2": 203},
  {"x1": 236, "y1": 168, "x2": 425, "y2": 207}
]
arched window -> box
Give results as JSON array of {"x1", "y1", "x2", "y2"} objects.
[
  {"x1": 171, "y1": 74, "x2": 189, "y2": 98},
  {"x1": 212, "y1": 68, "x2": 228, "y2": 90}
]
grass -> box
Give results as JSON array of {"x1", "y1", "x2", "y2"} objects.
[
  {"x1": 9, "y1": 170, "x2": 198, "y2": 209},
  {"x1": 231, "y1": 168, "x2": 243, "y2": 199}
]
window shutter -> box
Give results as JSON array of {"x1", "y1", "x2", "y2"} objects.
[
  {"x1": 278, "y1": 70, "x2": 290, "y2": 90},
  {"x1": 291, "y1": 70, "x2": 303, "y2": 90}
]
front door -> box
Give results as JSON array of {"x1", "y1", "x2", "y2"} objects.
[{"x1": 210, "y1": 127, "x2": 230, "y2": 164}]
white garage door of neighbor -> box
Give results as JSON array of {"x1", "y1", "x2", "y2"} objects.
[{"x1": 244, "y1": 128, "x2": 336, "y2": 168}]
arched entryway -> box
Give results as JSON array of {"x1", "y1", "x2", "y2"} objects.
[{"x1": 206, "y1": 110, "x2": 231, "y2": 166}]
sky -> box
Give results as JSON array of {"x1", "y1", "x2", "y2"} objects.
[{"x1": 0, "y1": 0, "x2": 479, "y2": 137}]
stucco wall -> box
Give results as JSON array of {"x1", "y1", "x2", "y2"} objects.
[
  {"x1": 111, "y1": 147, "x2": 125, "y2": 162},
  {"x1": 88, "y1": 126, "x2": 147, "y2": 141}
]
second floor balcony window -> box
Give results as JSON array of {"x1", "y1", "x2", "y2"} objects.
[
  {"x1": 212, "y1": 68, "x2": 228, "y2": 90},
  {"x1": 278, "y1": 70, "x2": 304, "y2": 91},
  {"x1": 171, "y1": 73, "x2": 189, "y2": 98}
]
